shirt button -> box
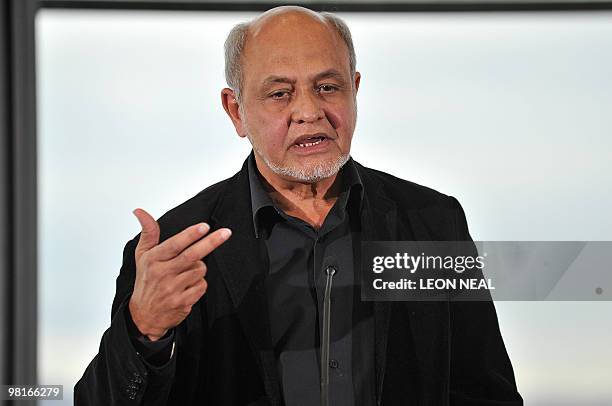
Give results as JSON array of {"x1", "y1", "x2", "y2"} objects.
[{"x1": 329, "y1": 359, "x2": 339, "y2": 369}]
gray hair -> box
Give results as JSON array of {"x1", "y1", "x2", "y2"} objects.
[{"x1": 224, "y1": 11, "x2": 357, "y2": 103}]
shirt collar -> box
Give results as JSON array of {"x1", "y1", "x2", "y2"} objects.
[{"x1": 247, "y1": 149, "x2": 363, "y2": 238}]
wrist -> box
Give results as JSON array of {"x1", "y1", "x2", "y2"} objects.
[{"x1": 128, "y1": 298, "x2": 168, "y2": 341}]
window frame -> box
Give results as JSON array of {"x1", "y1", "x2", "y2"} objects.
[{"x1": 1, "y1": 0, "x2": 611, "y2": 404}]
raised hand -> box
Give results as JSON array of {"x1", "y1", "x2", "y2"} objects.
[{"x1": 128, "y1": 208, "x2": 231, "y2": 341}]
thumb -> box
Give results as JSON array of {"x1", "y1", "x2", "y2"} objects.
[{"x1": 133, "y1": 208, "x2": 160, "y2": 255}]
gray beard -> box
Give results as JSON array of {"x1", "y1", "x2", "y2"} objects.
[{"x1": 247, "y1": 134, "x2": 348, "y2": 183}]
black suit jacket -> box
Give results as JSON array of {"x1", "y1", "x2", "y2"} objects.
[{"x1": 75, "y1": 154, "x2": 523, "y2": 406}]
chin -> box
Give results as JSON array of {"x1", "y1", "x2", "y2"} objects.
[{"x1": 281, "y1": 154, "x2": 350, "y2": 183}]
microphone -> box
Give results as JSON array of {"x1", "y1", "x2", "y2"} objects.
[{"x1": 321, "y1": 256, "x2": 338, "y2": 406}]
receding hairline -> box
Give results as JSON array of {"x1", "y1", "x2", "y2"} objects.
[
  {"x1": 249, "y1": 6, "x2": 329, "y2": 32},
  {"x1": 241, "y1": 8, "x2": 353, "y2": 82},
  {"x1": 245, "y1": 7, "x2": 342, "y2": 50}
]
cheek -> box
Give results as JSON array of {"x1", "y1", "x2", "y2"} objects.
[
  {"x1": 253, "y1": 114, "x2": 290, "y2": 147},
  {"x1": 325, "y1": 104, "x2": 355, "y2": 132}
]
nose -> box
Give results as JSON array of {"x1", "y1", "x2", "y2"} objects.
[{"x1": 290, "y1": 88, "x2": 324, "y2": 124}]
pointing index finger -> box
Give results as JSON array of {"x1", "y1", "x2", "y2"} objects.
[
  {"x1": 152, "y1": 222, "x2": 211, "y2": 261},
  {"x1": 177, "y1": 228, "x2": 232, "y2": 263}
]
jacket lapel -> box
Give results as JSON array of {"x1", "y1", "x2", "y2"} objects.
[
  {"x1": 403, "y1": 208, "x2": 451, "y2": 403},
  {"x1": 356, "y1": 162, "x2": 398, "y2": 406},
  {"x1": 356, "y1": 163, "x2": 449, "y2": 404},
  {"x1": 210, "y1": 157, "x2": 282, "y2": 405}
]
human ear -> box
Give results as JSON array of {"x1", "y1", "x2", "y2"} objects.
[{"x1": 221, "y1": 88, "x2": 247, "y2": 138}]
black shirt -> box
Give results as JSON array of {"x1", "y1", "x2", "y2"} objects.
[{"x1": 247, "y1": 151, "x2": 375, "y2": 406}]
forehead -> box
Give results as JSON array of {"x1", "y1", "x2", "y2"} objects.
[{"x1": 242, "y1": 13, "x2": 350, "y2": 83}]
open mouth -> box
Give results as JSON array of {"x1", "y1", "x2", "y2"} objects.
[{"x1": 295, "y1": 136, "x2": 327, "y2": 148}]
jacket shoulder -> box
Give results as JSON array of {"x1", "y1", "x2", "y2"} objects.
[
  {"x1": 355, "y1": 161, "x2": 459, "y2": 210},
  {"x1": 355, "y1": 162, "x2": 472, "y2": 241}
]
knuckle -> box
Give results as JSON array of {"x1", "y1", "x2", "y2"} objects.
[
  {"x1": 168, "y1": 296, "x2": 181, "y2": 309},
  {"x1": 160, "y1": 282, "x2": 174, "y2": 298},
  {"x1": 167, "y1": 240, "x2": 182, "y2": 256},
  {"x1": 176, "y1": 296, "x2": 188, "y2": 308},
  {"x1": 196, "y1": 265, "x2": 206, "y2": 278},
  {"x1": 190, "y1": 287, "x2": 206, "y2": 304},
  {"x1": 179, "y1": 251, "x2": 195, "y2": 264},
  {"x1": 164, "y1": 260, "x2": 182, "y2": 275},
  {"x1": 183, "y1": 291, "x2": 197, "y2": 306},
  {"x1": 191, "y1": 224, "x2": 204, "y2": 238},
  {"x1": 187, "y1": 281, "x2": 206, "y2": 303},
  {"x1": 182, "y1": 270, "x2": 197, "y2": 285},
  {"x1": 190, "y1": 271, "x2": 204, "y2": 287}
]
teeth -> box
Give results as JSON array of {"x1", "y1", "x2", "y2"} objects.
[{"x1": 297, "y1": 138, "x2": 323, "y2": 148}]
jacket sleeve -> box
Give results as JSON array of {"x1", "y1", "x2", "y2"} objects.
[
  {"x1": 74, "y1": 235, "x2": 177, "y2": 406},
  {"x1": 447, "y1": 196, "x2": 524, "y2": 406}
]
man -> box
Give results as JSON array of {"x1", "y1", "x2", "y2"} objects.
[{"x1": 75, "y1": 6, "x2": 522, "y2": 406}]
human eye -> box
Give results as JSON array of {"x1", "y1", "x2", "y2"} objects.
[
  {"x1": 318, "y1": 84, "x2": 339, "y2": 94},
  {"x1": 269, "y1": 90, "x2": 290, "y2": 100}
]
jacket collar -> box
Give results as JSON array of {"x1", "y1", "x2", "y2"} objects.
[{"x1": 210, "y1": 153, "x2": 398, "y2": 405}]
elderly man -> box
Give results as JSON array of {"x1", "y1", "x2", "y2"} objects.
[{"x1": 75, "y1": 6, "x2": 522, "y2": 406}]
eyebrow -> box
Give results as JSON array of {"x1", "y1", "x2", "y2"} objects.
[{"x1": 261, "y1": 69, "x2": 347, "y2": 88}]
